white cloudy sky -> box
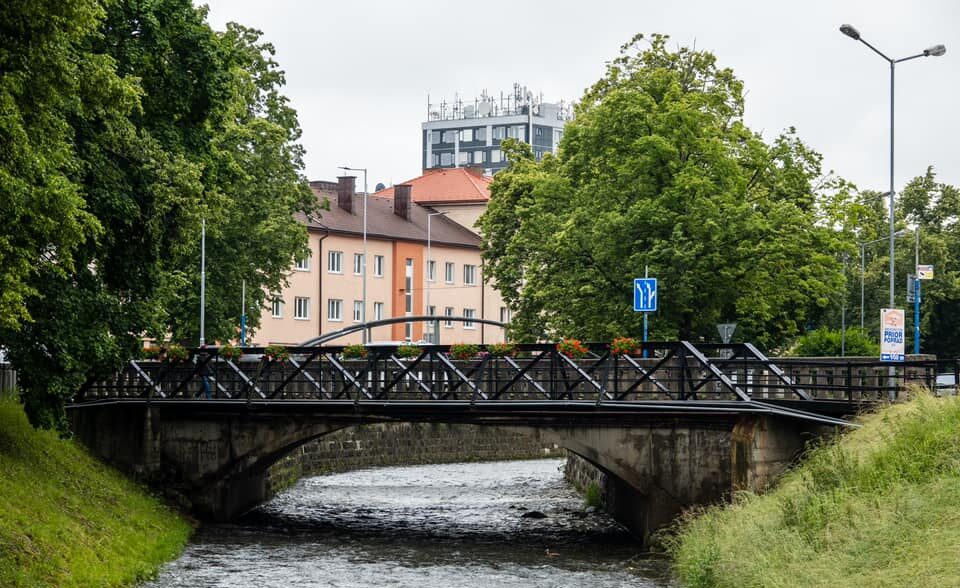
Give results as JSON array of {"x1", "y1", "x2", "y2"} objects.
[{"x1": 200, "y1": 0, "x2": 959, "y2": 193}]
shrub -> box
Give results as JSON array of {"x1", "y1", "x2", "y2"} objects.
[
  {"x1": 165, "y1": 344, "x2": 189, "y2": 362},
  {"x1": 219, "y1": 343, "x2": 243, "y2": 361},
  {"x1": 789, "y1": 327, "x2": 879, "y2": 357},
  {"x1": 609, "y1": 336, "x2": 640, "y2": 356},
  {"x1": 487, "y1": 342, "x2": 517, "y2": 358},
  {"x1": 449, "y1": 343, "x2": 479, "y2": 360},
  {"x1": 342, "y1": 344, "x2": 368, "y2": 359},
  {"x1": 264, "y1": 344, "x2": 290, "y2": 363},
  {"x1": 557, "y1": 338, "x2": 589, "y2": 359},
  {"x1": 396, "y1": 345, "x2": 421, "y2": 359}
]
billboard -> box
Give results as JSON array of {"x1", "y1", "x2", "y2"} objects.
[{"x1": 880, "y1": 308, "x2": 905, "y2": 362}]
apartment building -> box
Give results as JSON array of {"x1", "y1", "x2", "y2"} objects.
[{"x1": 252, "y1": 176, "x2": 508, "y2": 346}]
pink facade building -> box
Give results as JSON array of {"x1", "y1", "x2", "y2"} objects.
[{"x1": 252, "y1": 170, "x2": 508, "y2": 346}]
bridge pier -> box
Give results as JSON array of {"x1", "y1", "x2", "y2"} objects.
[
  {"x1": 70, "y1": 403, "x2": 343, "y2": 520},
  {"x1": 517, "y1": 415, "x2": 832, "y2": 542}
]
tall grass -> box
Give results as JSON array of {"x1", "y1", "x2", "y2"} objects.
[
  {"x1": 670, "y1": 391, "x2": 960, "y2": 587},
  {"x1": 0, "y1": 399, "x2": 192, "y2": 586}
]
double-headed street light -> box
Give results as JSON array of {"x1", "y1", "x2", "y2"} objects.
[
  {"x1": 839, "y1": 25, "x2": 945, "y2": 312},
  {"x1": 339, "y1": 166, "x2": 368, "y2": 343}
]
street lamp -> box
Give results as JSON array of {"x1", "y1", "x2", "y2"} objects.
[
  {"x1": 839, "y1": 25, "x2": 945, "y2": 312},
  {"x1": 425, "y1": 211, "x2": 448, "y2": 343},
  {"x1": 858, "y1": 229, "x2": 908, "y2": 329},
  {"x1": 339, "y1": 166, "x2": 368, "y2": 343}
]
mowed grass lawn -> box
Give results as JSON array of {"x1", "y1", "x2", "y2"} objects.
[
  {"x1": 0, "y1": 398, "x2": 191, "y2": 587},
  {"x1": 671, "y1": 391, "x2": 960, "y2": 588}
]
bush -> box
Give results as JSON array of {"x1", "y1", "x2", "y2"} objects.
[
  {"x1": 487, "y1": 342, "x2": 517, "y2": 357},
  {"x1": 165, "y1": 344, "x2": 189, "y2": 362},
  {"x1": 609, "y1": 336, "x2": 640, "y2": 356},
  {"x1": 264, "y1": 344, "x2": 290, "y2": 363},
  {"x1": 449, "y1": 343, "x2": 479, "y2": 360},
  {"x1": 788, "y1": 327, "x2": 879, "y2": 357},
  {"x1": 557, "y1": 338, "x2": 589, "y2": 359},
  {"x1": 395, "y1": 345, "x2": 421, "y2": 359},
  {"x1": 219, "y1": 343, "x2": 243, "y2": 361},
  {"x1": 342, "y1": 344, "x2": 368, "y2": 359}
]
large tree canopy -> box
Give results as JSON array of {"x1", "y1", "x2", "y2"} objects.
[
  {"x1": 0, "y1": 0, "x2": 317, "y2": 429},
  {"x1": 479, "y1": 34, "x2": 848, "y2": 348}
]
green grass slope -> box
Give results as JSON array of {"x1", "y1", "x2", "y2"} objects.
[
  {"x1": 0, "y1": 399, "x2": 191, "y2": 587},
  {"x1": 671, "y1": 392, "x2": 960, "y2": 588}
]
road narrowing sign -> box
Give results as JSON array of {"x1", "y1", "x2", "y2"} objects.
[{"x1": 633, "y1": 278, "x2": 657, "y2": 312}]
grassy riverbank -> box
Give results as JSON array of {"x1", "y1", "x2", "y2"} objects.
[
  {"x1": 671, "y1": 392, "x2": 960, "y2": 587},
  {"x1": 0, "y1": 398, "x2": 191, "y2": 586}
]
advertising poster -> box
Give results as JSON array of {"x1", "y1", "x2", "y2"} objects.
[{"x1": 880, "y1": 308, "x2": 905, "y2": 362}]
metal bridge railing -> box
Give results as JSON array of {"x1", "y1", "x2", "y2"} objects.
[{"x1": 75, "y1": 342, "x2": 950, "y2": 406}]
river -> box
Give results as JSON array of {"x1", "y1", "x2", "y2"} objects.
[{"x1": 144, "y1": 458, "x2": 675, "y2": 587}]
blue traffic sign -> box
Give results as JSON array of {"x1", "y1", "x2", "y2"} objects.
[{"x1": 634, "y1": 278, "x2": 657, "y2": 312}]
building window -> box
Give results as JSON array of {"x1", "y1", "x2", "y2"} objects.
[
  {"x1": 476, "y1": 127, "x2": 486, "y2": 142},
  {"x1": 444, "y1": 262, "x2": 455, "y2": 284},
  {"x1": 500, "y1": 306, "x2": 510, "y2": 323},
  {"x1": 553, "y1": 129, "x2": 563, "y2": 145},
  {"x1": 535, "y1": 150, "x2": 543, "y2": 161},
  {"x1": 353, "y1": 300, "x2": 363, "y2": 322},
  {"x1": 442, "y1": 130, "x2": 457, "y2": 143},
  {"x1": 328, "y1": 250, "x2": 343, "y2": 273},
  {"x1": 472, "y1": 151, "x2": 484, "y2": 164},
  {"x1": 509, "y1": 125, "x2": 525, "y2": 140},
  {"x1": 535, "y1": 127, "x2": 543, "y2": 137},
  {"x1": 444, "y1": 307, "x2": 454, "y2": 328},
  {"x1": 430, "y1": 130, "x2": 441, "y2": 144},
  {"x1": 460, "y1": 128, "x2": 474, "y2": 142},
  {"x1": 374, "y1": 255, "x2": 384, "y2": 277},
  {"x1": 327, "y1": 298, "x2": 342, "y2": 321},
  {"x1": 458, "y1": 151, "x2": 469, "y2": 165},
  {"x1": 404, "y1": 259, "x2": 414, "y2": 314},
  {"x1": 463, "y1": 264, "x2": 477, "y2": 286},
  {"x1": 271, "y1": 299, "x2": 283, "y2": 318},
  {"x1": 490, "y1": 149, "x2": 502, "y2": 163},
  {"x1": 295, "y1": 253, "x2": 311, "y2": 271},
  {"x1": 294, "y1": 297, "x2": 310, "y2": 320},
  {"x1": 493, "y1": 126, "x2": 506, "y2": 140},
  {"x1": 353, "y1": 253, "x2": 363, "y2": 275},
  {"x1": 440, "y1": 152, "x2": 453, "y2": 166},
  {"x1": 426, "y1": 305, "x2": 438, "y2": 343},
  {"x1": 463, "y1": 308, "x2": 476, "y2": 329},
  {"x1": 427, "y1": 260, "x2": 436, "y2": 282},
  {"x1": 374, "y1": 302, "x2": 384, "y2": 321},
  {"x1": 432, "y1": 153, "x2": 440, "y2": 167}
]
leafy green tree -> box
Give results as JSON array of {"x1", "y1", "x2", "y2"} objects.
[
  {"x1": 0, "y1": 0, "x2": 317, "y2": 429},
  {"x1": 480, "y1": 34, "x2": 848, "y2": 349}
]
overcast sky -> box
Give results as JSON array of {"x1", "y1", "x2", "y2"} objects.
[{"x1": 201, "y1": 0, "x2": 958, "y2": 194}]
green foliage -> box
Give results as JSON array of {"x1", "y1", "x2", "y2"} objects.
[
  {"x1": 342, "y1": 344, "x2": 368, "y2": 359},
  {"x1": 609, "y1": 337, "x2": 640, "y2": 355},
  {"x1": 583, "y1": 481, "x2": 603, "y2": 509},
  {"x1": 0, "y1": 399, "x2": 191, "y2": 586},
  {"x1": 219, "y1": 343, "x2": 243, "y2": 361},
  {"x1": 671, "y1": 392, "x2": 960, "y2": 587},
  {"x1": 788, "y1": 327, "x2": 879, "y2": 357},
  {"x1": 486, "y1": 342, "x2": 517, "y2": 357},
  {"x1": 556, "y1": 338, "x2": 589, "y2": 359},
  {"x1": 0, "y1": 0, "x2": 318, "y2": 429},
  {"x1": 263, "y1": 344, "x2": 289, "y2": 363},
  {"x1": 448, "y1": 343, "x2": 479, "y2": 361},
  {"x1": 479, "y1": 34, "x2": 848, "y2": 348},
  {"x1": 395, "y1": 345, "x2": 421, "y2": 359}
]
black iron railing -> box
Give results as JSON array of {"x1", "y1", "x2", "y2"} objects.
[{"x1": 75, "y1": 342, "x2": 953, "y2": 405}]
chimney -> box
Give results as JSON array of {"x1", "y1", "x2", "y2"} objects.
[
  {"x1": 337, "y1": 176, "x2": 355, "y2": 214},
  {"x1": 394, "y1": 184, "x2": 412, "y2": 221}
]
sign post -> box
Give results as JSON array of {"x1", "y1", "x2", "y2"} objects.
[
  {"x1": 915, "y1": 264, "x2": 933, "y2": 354},
  {"x1": 717, "y1": 323, "x2": 737, "y2": 344},
  {"x1": 880, "y1": 308, "x2": 905, "y2": 362},
  {"x1": 634, "y1": 272, "x2": 657, "y2": 358}
]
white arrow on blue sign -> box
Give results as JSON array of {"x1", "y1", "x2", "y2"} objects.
[{"x1": 634, "y1": 278, "x2": 658, "y2": 312}]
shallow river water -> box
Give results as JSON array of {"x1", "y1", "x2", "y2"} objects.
[{"x1": 144, "y1": 459, "x2": 675, "y2": 587}]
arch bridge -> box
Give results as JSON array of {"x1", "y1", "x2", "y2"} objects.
[{"x1": 69, "y1": 317, "x2": 930, "y2": 540}]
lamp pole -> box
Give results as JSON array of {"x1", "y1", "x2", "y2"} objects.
[
  {"x1": 200, "y1": 218, "x2": 206, "y2": 347},
  {"x1": 839, "y1": 25, "x2": 945, "y2": 311},
  {"x1": 426, "y1": 211, "x2": 448, "y2": 343},
  {"x1": 914, "y1": 227, "x2": 921, "y2": 354},
  {"x1": 339, "y1": 166, "x2": 368, "y2": 343}
]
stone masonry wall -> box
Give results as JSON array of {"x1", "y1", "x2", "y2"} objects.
[{"x1": 266, "y1": 423, "x2": 561, "y2": 495}]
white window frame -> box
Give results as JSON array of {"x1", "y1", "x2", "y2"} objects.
[
  {"x1": 444, "y1": 307, "x2": 454, "y2": 328},
  {"x1": 444, "y1": 262, "x2": 455, "y2": 284},
  {"x1": 374, "y1": 302, "x2": 384, "y2": 321},
  {"x1": 499, "y1": 306, "x2": 510, "y2": 324},
  {"x1": 271, "y1": 299, "x2": 283, "y2": 318},
  {"x1": 327, "y1": 298, "x2": 343, "y2": 322},
  {"x1": 353, "y1": 300, "x2": 363, "y2": 322},
  {"x1": 328, "y1": 251, "x2": 343, "y2": 274},
  {"x1": 463, "y1": 264, "x2": 477, "y2": 286},
  {"x1": 463, "y1": 308, "x2": 476, "y2": 329},
  {"x1": 295, "y1": 253, "x2": 311, "y2": 272},
  {"x1": 374, "y1": 255, "x2": 385, "y2": 277},
  {"x1": 294, "y1": 297, "x2": 310, "y2": 320},
  {"x1": 427, "y1": 260, "x2": 436, "y2": 282},
  {"x1": 353, "y1": 253, "x2": 363, "y2": 275}
]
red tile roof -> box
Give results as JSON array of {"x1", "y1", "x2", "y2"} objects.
[{"x1": 373, "y1": 167, "x2": 492, "y2": 204}]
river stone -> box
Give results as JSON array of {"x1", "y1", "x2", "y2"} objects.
[{"x1": 521, "y1": 510, "x2": 547, "y2": 519}]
